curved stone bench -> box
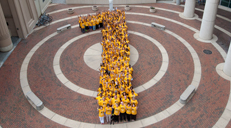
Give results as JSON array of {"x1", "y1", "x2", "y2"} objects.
[
  {"x1": 26, "y1": 91, "x2": 44, "y2": 110},
  {"x1": 180, "y1": 85, "x2": 196, "y2": 104},
  {"x1": 57, "y1": 24, "x2": 71, "y2": 33},
  {"x1": 151, "y1": 22, "x2": 165, "y2": 30}
]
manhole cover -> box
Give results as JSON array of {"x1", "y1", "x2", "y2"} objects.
[{"x1": 203, "y1": 50, "x2": 212, "y2": 54}]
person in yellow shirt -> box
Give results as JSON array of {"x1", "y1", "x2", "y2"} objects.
[
  {"x1": 93, "y1": 19, "x2": 96, "y2": 31},
  {"x1": 95, "y1": 93, "x2": 103, "y2": 105},
  {"x1": 99, "y1": 97, "x2": 108, "y2": 109},
  {"x1": 114, "y1": 103, "x2": 120, "y2": 123},
  {"x1": 131, "y1": 103, "x2": 138, "y2": 121},
  {"x1": 80, "y1": 21, "x2": 85, "y2": 33},
  {"x1": 105, "y1": 104, "x2": 112, "y2": 123},
  {"x1": 114, "y1": 85, "x2": 120, "y2": 94},
  {"x1": 85, "y1": 20, "x2": 89, "y2": 32},
  {"x1": 97, "y1": 106, "x2": 105, "y2": 124},
  {"x1": 122, "y1": 95, "x2": 130, "y2": 106},
  {"x1": 129, "y1": 91, "x2": 138, "y2": 99},
  {"x1": 99, "y1": 16, "x2": 103, "y2": 28},
  {"x1": 129, "y1": 65, "x2": 133, "y2": 75},
  {"x1": 96, "y1": 18, "x2": 100, "y2": 29},
  {"x1": 89, "y1": 19, "x2": 93, "y2": 30},
  {"x1": 126, "y1": 103, "x2": 132, "y2": 122},
  {"x1": 130, "y1": 96, "x2": 138, "y2": 106},
  {"x1": 112, "y1": 95, "x2": 120, "y2": 106},
  {"x1": 106, "y1": 95, "x2": 112, "y2": 106},
  {"x1": 97, "y1": 84, "x2": 103, "y2": 92},
  {"x1": 120, "y1": 102, "x2": 126, "y2": 122}
]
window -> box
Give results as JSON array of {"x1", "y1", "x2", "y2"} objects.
[{"x1": 220, "y1": 0, "x2": 231, "y2": 8}]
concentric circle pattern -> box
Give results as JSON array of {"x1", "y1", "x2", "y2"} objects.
[{"x1": 1, "y1": 3, "x2": 231, "y2": 128}]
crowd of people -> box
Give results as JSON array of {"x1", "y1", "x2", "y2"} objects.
[
  {"x1": 78, "y1": 12, "x2": 103, "y2": 33},
  {"x1": 79, "y1": 9, "x2": 139, "y2": 124}
]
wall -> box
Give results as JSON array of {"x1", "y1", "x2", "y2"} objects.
[
  {"x1": 34, "y1": 0, "x2": 51, "y2": 16},
  {"x1": 39, "y1": 0, "x2": 51, "y2": 14},
  {"x1": 0, "y1": 0, "x2": 18, "y2": 36},
  {"x1": 1, "y1": 0, "x2": 52, "y2": 39},
  {"x1": 66, "y1": 0, "x2": 156, "y2": 4}
]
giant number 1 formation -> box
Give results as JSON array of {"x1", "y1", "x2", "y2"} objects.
[{"x1": 79, "y1": 9, "x2": 138, "y2": 124}]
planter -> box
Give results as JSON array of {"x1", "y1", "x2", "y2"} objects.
[
  {"x1": 67, "y1": 9, "x2": 74, "y2": 14},
  {"x1": 92, "y1": 6, "x2": 98, "y2": 11},
  {"x1": 150, "y1": 8, "x2": 156, "y2": 13},
  {"x1": 125, "y1": 5, "x2": 130, "y2": 11}
]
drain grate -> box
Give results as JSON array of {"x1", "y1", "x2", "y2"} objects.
[{"x1": 203, "y1": 50, "x2": 212, "y2": 54}]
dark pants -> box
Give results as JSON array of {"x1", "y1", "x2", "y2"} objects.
[
  {"x1": 126, "y1": 113, "x2": 131, "y2": 122},
  {"x1": 81, "y1": 28, "x2": 85, "y2": 33},
  {"x1": 114, "y1": 115, "x2": 119, "y2": 122},
  {"x1": 131, "y1": 114, "x2": 136, "y2": 121},
  {"x1": 120, "y1": 113, "x2": 126, "y2": 121},
  {"x1": 112, "y1": 108, "x2": 114, "y2": 114},
  {"x1": 100, "y1": 23, "x2": 103, "y2": 28},
  {"x1": 96, "y1": 24, "x2": 99, "y2": 29},
  {"x1": 85, "y1": 26, "x2": 89, "y2": 31}
]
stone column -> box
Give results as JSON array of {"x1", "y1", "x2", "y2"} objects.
[
  {"x1": 199, "y1": 0, "x2": 219, "y2": 40},
  {"x1": 0, "y1": 3, "x2": 13, "y2": 52},
  {"x1": 223, "y1": 42, "x2": 231, "y2": 76},
  {"x1": 183, "y1": 0, "x2": 196, "y2": 18},
  {"x1": 109, "y1": 0, "x2": 113, "y2": 11}
]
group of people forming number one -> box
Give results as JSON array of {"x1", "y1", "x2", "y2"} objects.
[{"x1": 89, "y1": 9, "x2": 139, "y2": 125}]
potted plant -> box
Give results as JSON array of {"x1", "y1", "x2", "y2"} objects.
[
  {"x1": 67, "y1": 8, "x2": 74, "y2": 14},
  {"x1": 150, "y1": 6, "x2": 156, "y2": 13},
  {"x1": 125, "y1": 5, "x2": 130, "y2": 11},
  {"x1": 92, "y1": 5, "x2": 98, "y2": 11}
]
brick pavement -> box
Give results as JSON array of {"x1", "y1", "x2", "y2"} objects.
[{"x1": 0, "y1": 3, "x2": 230, "y2": 128}]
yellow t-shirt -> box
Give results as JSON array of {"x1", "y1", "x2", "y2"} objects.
[
  {"x1": 99, "y1": 100, "x2": 108, "y2": 109},
  {"x1": 126, "y1": 106, "x2": 132, "y2": 114},
  {"x1": 129, "y1": 93, "x2": 138, "y2": 99},
  {"x1": 120, "y1": 104, "x2": 126, "y2": 113},
  {"x1": 112, "y1": 97, "x2": 120, "y2": 105},
  {"x1": 99, "y1": 17, "x2": 103, "y2": 23},
  {"x1": 96, "y1": 19, "x2": 99, "y2": 25},
  {"x1": 132, "y1": 107, "x2": 137, "y2": 115},
  {"x1": 109, "y1": 87, "x2": 114, "y2": 92},
  {"x1": 98, "y1": 109, "x2": 105, "y2": 117},
  {"x1": 130, "y1": 99, "x2": 138, "y2": 106},
  {"x1": 97, "y1": 87, "x2": 102, "y2": 92},
  {"x1": 122, "y1": 98, "x2": 130, "y2": 106},
  {"x1": 114, "y1": 106, "x2": 121, "y2": 115},
  {"x1": 96, "y1": 96, "x2": 103, "y2": 103},
  {"x1": 81, "y1": 23, "x2": 85, "y2": 29},
  {"x1": 106, "y1": 97, "x2": 112, "y2": 105},
  {"x1": 105, "y1": 107, "x2": 112, "y2": 115},
  {"x1": 89, "y1": 20, "x2": 93, "y2": 26},
  {"x1": 85, "y1": 21, "x2": 88, "y2": 26},
  {"x1": 93, "y1": 20, "x2": 96, "y2": 26}
]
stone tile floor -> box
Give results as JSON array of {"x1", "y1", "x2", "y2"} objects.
[{"x1": 0, "y1": 3, "x2": 231, "y2": 128}]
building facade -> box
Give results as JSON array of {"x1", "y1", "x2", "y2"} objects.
[{"x1": 0, "y1": 0, "x2": 51, "y2": 52}]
